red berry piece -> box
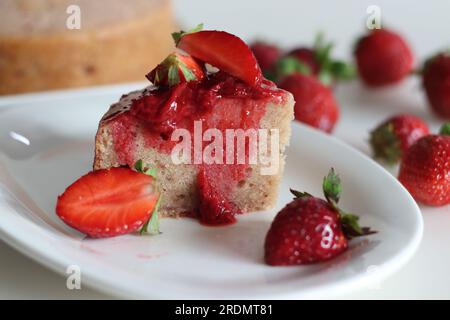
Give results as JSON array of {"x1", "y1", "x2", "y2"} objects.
[
  {"x1": 279, "y1": 73, "x2": 340, "y2": 133},
  {"x1": 176, "y1": 29, "x2": 262, "y2": 86},
  {"x1": 398, "y1": 124, "x2": 450, "y2": 206},
  {"x1": 422, "y1": 52, "x2": 450, "y2": 119},
  {"x1": 355, "y1": 29, "x2": 413, "y2": 87}
]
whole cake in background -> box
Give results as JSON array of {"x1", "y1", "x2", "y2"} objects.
[{"x1": 0, "y1": 0, "x2": 177, "y2": 95}]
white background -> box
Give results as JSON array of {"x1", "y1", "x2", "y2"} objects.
[{"x1": 1, "y1": 0, "x2": 449, "y2": 299}]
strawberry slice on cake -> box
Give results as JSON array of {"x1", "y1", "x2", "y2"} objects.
[{"x1": 93, "y1": 26, "x2": 294, "y2": 226}]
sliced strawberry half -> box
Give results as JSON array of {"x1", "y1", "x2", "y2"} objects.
[
  {"x1": 56, "y1": 167, "x2": 160, "y2": 238},
  {"x1": 146, "y1": 52, "x2": 205, "y2": 86},
  {"x1": 176, "y1": 30, "x2": 263, "y2": 86}
]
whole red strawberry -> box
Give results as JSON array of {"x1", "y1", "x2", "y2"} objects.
[
  {"x1": 398, "y1": 124, "x2": 450, "y2": 206},
  {"x1": 370, "y1": 114, "x2": 429, "y2": 164},
  {"x1": 422, "y1": 52, "x2": 450, "y2": 119},
  {"x1": 250, "y1": 42, "x2": 281, "y2": 76},
  {"x1": 278, "y1": 73, "x2": 340, "y2": 133},
  {"x1": 355, "y1": 29, "x2": 413, "y2": 87},
  {"x1": 265, "y1": 169, "x2": 375, "y2": 266}
]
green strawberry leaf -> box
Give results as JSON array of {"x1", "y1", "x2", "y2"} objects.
[
  {"x1": 134, "y1": 159, "x2": 157, "y2": 178},
  {"x1": 440, "y1": 123, "x2": 450, "y2": 136},
  {"x1": 179, "y1": 61, "x2": 197, "y2": 82},
  {"x1": 134, "y1": 160, "x2": 162, "y2": 235},
  {"x1": 314, "y1": 41, "x2": 333, "y2": 68},
  {"x1": 134, "y1": 159, "x2": 145, "y2": 172},
  {"x1": 322, "y1": 168, "x2": 342, "y2": 206},
  {"x1": 276, "y1": 56, "x2": 311, "y2": 77},
  {"x1": 140, "y1": 196, "x2": 162, "y2": 235},
  {"x1": 322, "y1": 168, "x2": 377, "y2": 239},
  {"x1": 369, "y1": 122, "x2": 402, "y2": 164},
  {"x1": 313, "y1": 32, "x2": 356, "y2": 84},
  {"x1": 167, "y1": 64, "x2": 181, "y2": 86},
  {"x1": 340, "y1": 212, "x2": 362, "y2": 234},
  {"x1": 317, "y1": 70, "x2": 333, "y2": 86},
  {"x1": 340, "y1": 211, "x2": 377, "y2": 239},
  {"x1": 330, "y1": 60, "x2": 357, "y2": 80},
  {"x1": 290, "y1": 188, "x2": 312, "y2": 199},
  {"x1": 172, "y1": 23, "x2": 204, "y2": 45}
]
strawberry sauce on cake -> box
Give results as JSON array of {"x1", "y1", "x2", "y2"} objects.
[{"x1": 94, "y1": 27, "x2": 294, "y2": 225}]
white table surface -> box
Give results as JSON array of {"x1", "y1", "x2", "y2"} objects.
[{"x1": 1, "y1": 0, "x2": 449, "y2": 299}]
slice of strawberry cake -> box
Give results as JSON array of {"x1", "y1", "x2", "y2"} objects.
[{"x1": 94, "y1": 27, "x2": 294, "y2": 225}]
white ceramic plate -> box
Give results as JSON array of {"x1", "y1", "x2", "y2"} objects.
[{"x1": 0, "y1": 84, "x2": 423, "y2": 299}]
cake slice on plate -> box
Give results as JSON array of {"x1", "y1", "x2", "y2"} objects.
[{"x1": 94, "y1": 27, "x2": 294, "y2": 225}]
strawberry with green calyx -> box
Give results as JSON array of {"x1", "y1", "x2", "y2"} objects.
[
  {"x1": 318, "y1": 169, "x2": 375, "y2": 239},
  {"x1": 369, "y1": 114, "x2": 430, "y2": 164},
  {"x1": 173, "y1": 25, "x2": 263, "y2": 86},
  {"x1": 284, "y1": 33, "x2": 356, "y2": 86},
  {"x1": 265, "y1": 169, "x2": 375, "y2": 266},
  {"x1": 399, "y1": 123, "x2": 450, "y2": 206},
  {"x1": 134, "y1": 159, "x2": 162, "y2": 235},
  {"x1": 146, "y1": 52, "x2": 204, "y2": 87}
]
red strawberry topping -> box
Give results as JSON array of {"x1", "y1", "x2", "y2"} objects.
[
  {"x1": 197, "y1": 166, "x2": 240, "y2": 226},
  {"x1": 176, "y1": 30, "x2": 263, "y2": 86}
]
